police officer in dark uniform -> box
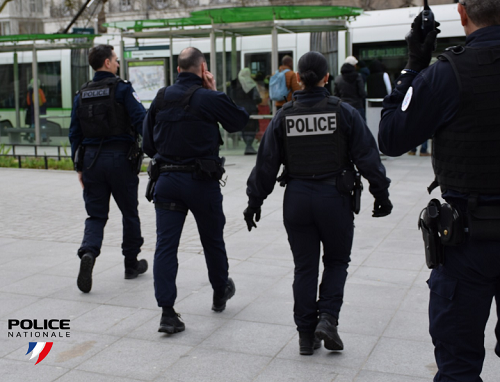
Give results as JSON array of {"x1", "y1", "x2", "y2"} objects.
[
  {"x1": 378, "y1": 2, "x2": 500, "y2": 380},
  {"x1": 142, "y1": 47, "x2": 249, "y2": 334},
  {"x1": 69, "y1": 44, "x2": 148, "y2": 294},
  {"x1": 244, "y1": 51, "x2": 392, "y2": 356}
]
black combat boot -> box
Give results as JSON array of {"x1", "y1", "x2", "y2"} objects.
[
  {"x1": 158, "y1": 307, "x2": 185, "y2": 334},
  {"x1": 212, "y1": 277, "x2": 236, "y2": 312},
  {"x1": 315, "y1": 312, "x2": 344, "y2": 351},
  {"x1": 124, "y1": 258, "x2": 148, "y2": 279},
  {"x1": 77, "y1": 253, "x2": 95, "y2": 293},
  {"x1": 298, "y1": 332, "x2": 322, "y2": 355}
]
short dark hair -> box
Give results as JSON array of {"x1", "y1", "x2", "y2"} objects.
[
  {"x1": 88, "y1": 44, "x2": 114, "y2": 71},
  {"x1": 297, "y1": 51, "x2": 328, "y2": 90},
  {"x1": 282, "y1": 55, "x2": 293, "y2": 68},
  {"x1": 463, "y1": 0, "x2": 500, "y2": 27},
  {"x1": 178, "y1": 47, "x2": 206, "y2": 72}
]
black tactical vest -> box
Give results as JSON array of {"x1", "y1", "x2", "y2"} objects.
[
  {"x1": 77, "y1": 77, "x2": 133, "y2": 138},
  {"x1": 281, "y1": 96, "x2": 351, "y2": 177},
  {"x1": 152, "y1": 84, "x2": 222, "y2": 159},
  {"x1": 433, "y1": 45, "x2": 500, "y2": 194}
]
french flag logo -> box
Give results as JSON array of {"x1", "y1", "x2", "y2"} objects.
[{"x1": 26, "y1": 342, "x2": 53, "y2": 365}]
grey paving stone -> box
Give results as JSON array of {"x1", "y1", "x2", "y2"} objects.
[
  {"x1": 77, "y1": 337, "x2": 191, "y2": 380},
  {"x1": 383, "y1": 310, "x2": 430, "y2": 342},
  {"x1": 104, "y1": 281, "x2": 160, "y2": 310},
  {"x1": 158, "y1": 347, "x2": 271, "y2": 382},
  {"x1": 70, "y1": 306, "x2": 158, "y2": 337},
  {"x1": 363, "y1": 250, "x2": 425, "y2": 271},
  {"x1": 200, "y1": 319, "x2": 295, "y2": 357},
  {"x1": 399, "y1": 286, "x2": 430, "y2": 313},
  {"x1": 348, "y1": 266, "x2": 418, "y2": 288},
  {"x1": 343, "y1": 282, "x2": 407, "y2": 311},
  {"x1": 0, "y1": 358, "x2": 68, "y2": 382},
  {"x1": 339, "y1": 305, "x2": 394, "y2": 337},
  {"x1": 363, "y1": 337, "x2": 437, "y2": 378},
  {"x1": 55, "y1": 369, "x2": 144, "y2": 382},
  {"x1": 233, "y1": 295, "x2": 295, "y2": 326},
  {"x1": 354, "y1": 370, "x2": 430, "y2": 381},
  {"x1": 0, "y1": 274, "x2": 75, "y2": 298},
  {"x1": 253, "y1": 358, "x2": 338, "y2": 382},
  {"x1": 0, "y1": 292, "x2": 39, "y2": 319}
]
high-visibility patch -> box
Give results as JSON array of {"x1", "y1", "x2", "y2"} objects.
[
  {"x1": 285, "y1": 113, "x2": 337, "y2": 137},
  {"x1": 82, "y1": 88, "x2": 110, "y2": 99}
]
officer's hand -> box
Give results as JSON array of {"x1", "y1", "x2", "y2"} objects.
[
  {"x1": 77, "y1": 171, "x2": 84, "y2": 190},
  {"x1": 405, "y1": 12, "x2": 441, "y2": 73},
  {"x1": 243, "y1": 206, "x2": 261, "y2": 232},
  {"x1": 372, "y1": 198, "x2": 393, "y2": 218},
  {"x1": 203, "y1": 70, "x2": 217, "y2": 91}
]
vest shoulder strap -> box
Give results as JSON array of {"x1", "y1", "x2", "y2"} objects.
[{"x1": 327, "y1": 96, "x2": 341, "y2": 107}]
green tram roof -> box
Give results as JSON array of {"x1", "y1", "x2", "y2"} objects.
[{"x1": 104, "y1": 5, "x2": 363, "y2": 36}]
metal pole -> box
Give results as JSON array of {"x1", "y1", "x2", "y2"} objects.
[
  {"x1": 169, "y1": 35, "x2": 174, "y2": 86},
  {"x1": 345, "y1": 29, "x2": 352, "y2": 57},
  {"x1": 222, "y1": 32, "x2": 228, "y2": 150},
  {"x1": 13, "y1": 51, "x2": 20, "y2": 128},
  {"x1": 32, "y1": 44, "x2": 41, "y2": 146},
  {"x1": 271, "y1": 24, "x2": 278, "y2": 115},
  {"x1": 231, "y1": 34, "x2": 237, "y2": 81},
  {"x1": 210, "y1": 28, "x2": 216, "y2": 85},
  {"x1": 120, "y1": 34, "x2": 126, "y2": 80}
]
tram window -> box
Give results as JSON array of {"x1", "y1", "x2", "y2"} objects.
[
  {"x1": 244, "y1": 51, "x2": 293, "y2": 78},
  {"x1": 0, "y1": 62, "x2": 62, "y2": 109}
]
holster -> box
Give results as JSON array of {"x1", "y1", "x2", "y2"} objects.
[
  {"x1": 74, "y1": 145, "x2": 85, "y2": 172},
  {"x1": 467, "y1": 196, "x2": 500, "y2": 241},
  {"x1": 127, "y1": 141, "x2": 144, "y2": 174},
  {"x1": 351, "y1": 171, "x2": 363, "y2": 215},
  {"x1": 418, "y1": 199, "x2": 465, "y2": 269},
  {"x1": 145, "y1": 158, "x2": 160, "y2": 202},
  {"x1": 418, "y1": 199, "x2": 444, "y2": 269}
]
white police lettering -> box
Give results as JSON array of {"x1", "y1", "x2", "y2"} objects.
[
  {"x1": 82, "y1": 88, "x2": 110, "y2": 99},
  {"x1": 401, "y1": 87, "x2": 413, "y2": 112},
  {"x1": 285, "y1": 113, "x2": 337, "y2": 137}
]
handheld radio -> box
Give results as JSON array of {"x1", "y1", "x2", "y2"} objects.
[{"x1": 421, "y1": 0, "x2": 436, "y2": 44}]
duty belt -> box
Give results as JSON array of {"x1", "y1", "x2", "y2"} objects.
[{"x1": 159, "y1": 164, "x2": 196, "y2": 172}]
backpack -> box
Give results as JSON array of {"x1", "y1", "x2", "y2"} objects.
[{"x1": 269, "y1": 69, "x2": 291, "y2": 101}]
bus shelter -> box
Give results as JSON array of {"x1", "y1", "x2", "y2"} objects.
[
  {"x1": 105, "y1": 5, "x2": 362, "y2": 113},
  {"x1": 0, "y1": 34, "x2": 97, "y2": 146}
]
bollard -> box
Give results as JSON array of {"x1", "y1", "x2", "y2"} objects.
[
  {"x1": 44, "y1": 155, "x2": 48, "y2": 170},
  {"x1": 17, "y1": 155, "x2": 21, "y2": 168}
]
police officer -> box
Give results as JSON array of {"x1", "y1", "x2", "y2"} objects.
[
  {"x1": 143, "y1": 47, "x2": 249, "y2": 334},
  {"x1": 69, "y1": 44, "x2": 148, "y2": 294},
  {"x1": 244, "y1": 51, "x2": 392, "y2": 355},
  {"x1": 378, "y1": 2, "x2": 500, "y2": 380}
]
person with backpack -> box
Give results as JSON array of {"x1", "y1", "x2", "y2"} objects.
[
  {"x1": 270, "y1": 55, "x2": 303, "y2": 110},
  {"x1": 334, "y1": 56, "x2": 367, "y2": 121}
]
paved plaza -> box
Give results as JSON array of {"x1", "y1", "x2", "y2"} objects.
[{"x1": 0, "y1": 153, "x2": 498, "y2": 381}]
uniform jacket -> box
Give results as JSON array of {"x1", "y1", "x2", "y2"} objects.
[
  {"x1": 69, "y1": 71, "x2": 146, "y2": 161},
  {"x1": 378, "y1": 25, "x2": 500, "y2": 201},
  {"x1": 246, "y1": 86, "x2": 390, "y2": 208},
  {"x1": 142, "y1": 72, "x2": 249, "y2": 164}
]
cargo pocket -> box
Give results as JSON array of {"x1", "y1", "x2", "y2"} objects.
[{"x1": 427, "y1": 270, "x2": 458, "y2": 301}]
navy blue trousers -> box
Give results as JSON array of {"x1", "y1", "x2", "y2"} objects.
[
  {"x1": 79, "y1": 144, "x2": 143, "y2": 259},
  {"x1": 283, "y1": 179, "x2": 354, "y2": 332},
  {"x1": 428, "y1": 239, "x2": 500, "y2": 382},
  {"x1": 153, "y1": 172, "x2": 229, "y2": 308}
]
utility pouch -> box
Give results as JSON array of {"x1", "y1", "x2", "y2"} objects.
[
  {"x1": 194, "y1": 158, "x2": 225, "y2": 181},
  {"x1": 351, "y1": 171, "x2": 363, "y2": 214},
  {"x1": 74, "y1": 145, "x2": 85, "y2": 172},
  {"x1": 418, "y1": 199, "x2": 444, "y2": 269},
  {"x1": 145, "y1": 159, "x2": 160, "y2": 202},
  {"x1": 337, "y1": 170, "x2": 355, "y2": 194},
  {"x1": 439, "y1": 203, "x2": 465, "y2": 246},
  {"x1": 467, "y1": 203, "x2": 500, "y2": 241}
]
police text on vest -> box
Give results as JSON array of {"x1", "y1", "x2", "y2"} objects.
[{"x1": 285, "y1": 113, "x2": 337, "y2": 136}]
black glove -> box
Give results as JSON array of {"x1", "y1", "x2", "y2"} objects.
[
  {"x1": 405, "y1": 12, "x2": 440, "y2": 73},
  {"x1": 243, "y1": 206, "x2": 261, "y2": 232},
  {"x1": 373, "y1": 199, "x2": 393, "y2": 218}
]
